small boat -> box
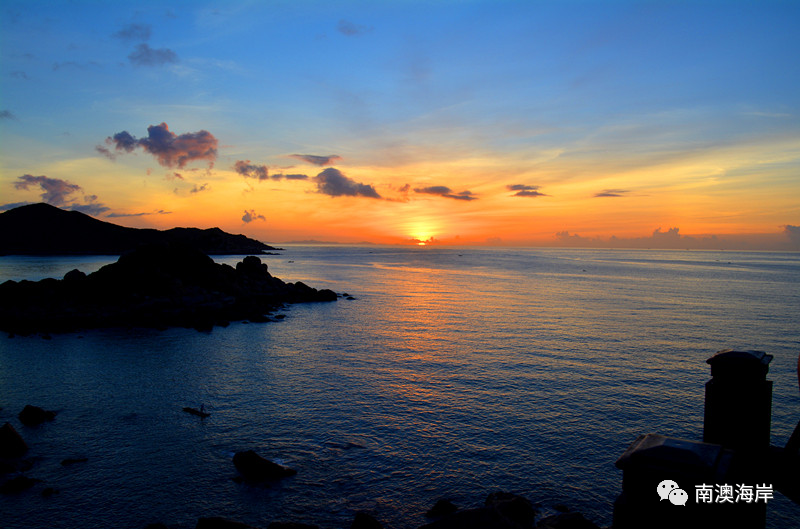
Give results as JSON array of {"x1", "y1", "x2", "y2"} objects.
[{"x1": 182, "y1": 406, "x2": 210, "y2": 418}]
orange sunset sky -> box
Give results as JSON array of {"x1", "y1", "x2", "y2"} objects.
[{"x1": 1, "y1": 1, "x2": 799, "y2": 249}]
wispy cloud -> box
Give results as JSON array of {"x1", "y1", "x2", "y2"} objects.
[
  {"x1": 337, "y1": 19, "x2": 373, "y2": 37},
  {"x1": 314, "y1": 168, "x2": 380, "y2": 198},
  {"x1": 290, "y1": 154, "x2": 342, "y2": 166},
  {"x1": 593, "y1": 189, "x2": 630, "y2": 198},
  {"x1": 507, "y1": 184, "x2": 547, "y2": 197},
  {"x1": 114, "y1": 23, "x2": 152, "y2": 41},
  {"x1": 128, "y1": 43, "x2": 178, "y2": 67},
  {"x1": 0, "y1": 110, "x2": 17, "y2": 120},
  {"x1": 100, "y1": 122, "x2": 218, "y2": 168},
  {"x1": 106, "y1": 209, "x2": 171, "y2": 218},
  {"x1": 414, "y1": 185, "x2": 477, "y2": 201}
]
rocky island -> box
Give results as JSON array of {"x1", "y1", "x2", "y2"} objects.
[{"x1": 0, "y1": 243, "x2": 337, "y2": 334}]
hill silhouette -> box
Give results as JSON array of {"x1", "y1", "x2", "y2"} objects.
[{"x1": 0, "y1": 203, "x2": 277, "y2": 255}]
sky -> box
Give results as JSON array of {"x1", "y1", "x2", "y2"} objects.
[{"x1": 1, "y1": 0, "x2": 799, "y2": 249}]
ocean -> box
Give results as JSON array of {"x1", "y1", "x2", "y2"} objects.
[{"x1": 1, "y1": 246, "x2": 799, "y2": 528}]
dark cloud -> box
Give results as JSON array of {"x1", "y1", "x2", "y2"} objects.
[
  {"x1": 337, "y1": 19, "x2": 373, "y2": 36},
  {"x1": 128, "y1": 43, "x2": 178, "y2": 67},
  {"x1": 189, "y1": 183, "x2": 209, "y2": 194},
  {"x1": 234, "y1": 160, "x2": 269, "y2": 180},
  {"x1": 11, "y1": 71, "x2": 29, "y2": 80},
  {"x1": 14, "y1": 174, "x2": 82, "y2": 206},
  {"x1": 284, "y1": 173, "x2": 309, "y2": 180},
  {"x1": 414, "y1": 186, "x2": 478, "y2": 201},
  {"x1": 242, "y1": 209, "x2": 266, "y2": 223},
  {"x1": 314, "y1": 168, "x2": 381, "y2": 199},
  {"x1": 507, "y1": 184, "x2": 547, "y2": 197},
  {"x1": 11, "y1": 175, "x2": 109, "y2": 216},
  {"x1": 114, "y1": 23, "x2": 152, "y2": 41},
  {"x1": 0, "y1": 110, "x2": 17, "y2": 120},
  {"x1": 101, "y1": 123, "x2": 218, "y2": 168},
  {"x1": 290, "y1": 154, "x2": 342, "y2": 166},
  {"x1": 594, "y1": 189, "x2": 629, "y2": 198}
]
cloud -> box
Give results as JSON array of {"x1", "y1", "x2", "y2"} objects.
[
  {"x1": 0, "y1": 110, "x2": 17, "y2": 120},
  {"x1": 414, "y1": 186, "x2": 478, "y2": 201},
  {"x1": 314, "y1": 168, "x2": 381, "y2": 198},
  {"x1": 283, "y1": 173, "x2": 309, "y2": 180},
  {"x1": 242, "y1": 209, "x2": 266, "y2": 223},
  {"x1": 594, "y1": 189, "x2": 630, "y2": 198},
  {"x1": 783, "y1": 224, "x2": 800, "y2": 245},
  {"x1": 114, "y1": 23, "x2": 152, "y2": 41},
  {"x1": 107, "y1": 209, "x2": 172, "y2": 218},
  {"x1": 290, "y1": 154, "x2": 342, "y2": 166},
  {"x1": 234, "y1": 160, "x2": 269, "y2": 180},
  {"x1": 14, "y1": 174, "x2": 82, "y2": 206},
  {"x1": 338, "y1": 19, "x2": 373, "y2": 36},
  {"x1": 10, "y1": 175, "x2": 109, "y2": 216},
  {"x1": 507, "y1": 184, "x2": 547, "y2": 197},
  {"x1": 189, "y1": 183, "x2": 209, "y2": 194},
  {"x1": 101, "y1": 123, "x2": 218, "y2": 168},
  {"x1": 128, "y1": 43, "x2": 178, "y2": 67},
  {"x1": 0, "y1": 201, "x2": 34, "y2": 211}
]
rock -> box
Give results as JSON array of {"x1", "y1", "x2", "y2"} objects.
[
  {"x1": 0, "y1": 244, "x2": 338, "y2": 334},
  {"x1": 419, "y1": 492, "x2": 536, "y2": 529},
  {"x1": 351, "y1": 511, "x2": 383, "y2": 529},
  {"x1": 196, "y1": 517, "x2": 260, "y2": 529},
  {"x1": 18, "y1": 405, "x2": 57, "y2": 426},
  {"x1": 426, "y1": 499, "x2": 459, "y2": 518},
  {"x1": 232, "y1": 450, "x2": 297, "y2": 483},
  {"x1": 0, "y1": 475, "x2": 41, "y2": 494},
  {"x1": 0, "y1": 422, "x2": 28, "y2": 458},
  {"x1": 536, "y1": 512, "x2": 600, "y2": 529},
  {"x1": 267, "y1": 523, "x2": 318, "y2": 529},
  {"x1": 41, "y1": 487, "x2": 59, "y2": 497},
  {"x1": 144, "y1": 524, "x2": 169, "y2": 529}
]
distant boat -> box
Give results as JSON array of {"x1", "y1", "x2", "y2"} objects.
[{"x1": 182, "y1": 406, "x2": 210, "y2": 418}]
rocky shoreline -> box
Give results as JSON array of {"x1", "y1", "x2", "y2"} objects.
[
  {"x1": 1, "y1": 403, "x2": 602, "y2": 529},
  {"x1": 0, "y1": 243, "x2": 338, "y2": 335}
]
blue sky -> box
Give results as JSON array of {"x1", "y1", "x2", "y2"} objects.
[{"x1": 1, "y1": 0, "x2": 799, "y2": 248}]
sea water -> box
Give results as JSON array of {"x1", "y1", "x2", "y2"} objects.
[{"x1": 0, "y1": 246, "x2": 798, "y2": 528}]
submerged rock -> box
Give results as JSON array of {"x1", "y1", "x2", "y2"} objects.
[
  {"x1": 18, "y1": 405, "x2": 56, "y2": 426},
  {"x1": 0, "y1": 243, "x2": 339, "y2": 334},
  {"x1": 0, "y1": 475, "x2": 41, "y2": 494},
  {"x1": 232, "y1": 450, "x2": 297, "y2": 483},
  {"x1": 0, "y1": 422, "x2": 28, "y2": 458},
  {"x1": 351, "y1": 511, "x2": 383, "y2": 529}
]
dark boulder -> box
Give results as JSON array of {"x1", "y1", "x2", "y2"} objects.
[
  {"x1": 232, "y1": 450, "x2": 297, "y2": 483},
  {"x1": 351, "y1": 511, "x2": 383, "y2": 529},
  {"x1": 0, "y1": 422, "x2": 28, "y2": 458},
  {"x1": 18, "y1": 405, "x2": 56, "y2": 426},
  {"x1": 419, "y1": 492, "x2": 536, "y2": 529},
  {"x1": 196, "y1": 517, "x2": 260, "y2": 529},
  {"x1": 426, "y1": 499, "x2": 459, "y2": 518}
]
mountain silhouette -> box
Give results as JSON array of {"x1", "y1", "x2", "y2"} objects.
[{"x1": 0, "y1": 203, "x2": 277, "y2": 255}]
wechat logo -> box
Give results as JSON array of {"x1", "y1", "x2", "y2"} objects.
[{"x1": 657, "y1": 479, "x2": 688, "y2": 506}]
